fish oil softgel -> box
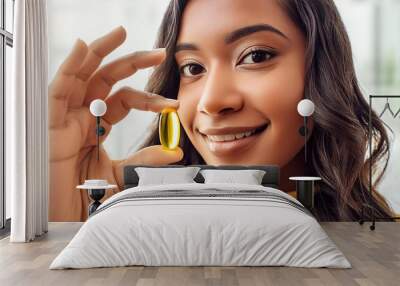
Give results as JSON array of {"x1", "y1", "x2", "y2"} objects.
[{"x1": 159, "y1": 108, "x2": 180, "y2": 150}]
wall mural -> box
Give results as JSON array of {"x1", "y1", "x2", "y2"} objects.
[{"x1": 47, "y1": 0, "x2": 400, "y2": 222}]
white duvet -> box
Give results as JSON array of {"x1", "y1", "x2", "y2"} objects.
[{"x1": 50, "y1": 183, "x2": 351, "y2": 269}]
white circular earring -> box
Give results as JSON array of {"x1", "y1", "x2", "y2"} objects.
[
  {"x1": 297, "y1": 99, "x2": 315, "y2": 136},
  {"x1": 297, "y1": 99, "x2": 315, "y2": 163},
  {"x1": 89, "y1": 99, "x2": 108, "y2": 161}
]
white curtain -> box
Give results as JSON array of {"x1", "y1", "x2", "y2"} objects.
[{"x1": 8, "y1": 0, "x2": 49, "y2": 242}]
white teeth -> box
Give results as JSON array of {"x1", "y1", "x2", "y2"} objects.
[
  {"x1": 207, "y1": 129, "x2": 257, "y2": 142},
  {"x1": 235, "y1": 133, "x2": 245, "y2": 139}
]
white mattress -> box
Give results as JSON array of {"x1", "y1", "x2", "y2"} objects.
[{"x1": 50, "y1": 183, "x2": 351, "y2": 269}]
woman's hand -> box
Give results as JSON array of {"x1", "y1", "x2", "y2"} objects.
[{"x1": 49, "y1": 26, "x2": 183, "y2": 222}]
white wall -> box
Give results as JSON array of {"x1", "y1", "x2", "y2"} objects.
[{"x1": 47, "y1": 0, "x2": 400, "y2": 212}]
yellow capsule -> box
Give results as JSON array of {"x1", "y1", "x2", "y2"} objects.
[{"x1": 159, "y1": 108, "x2": 180, "y2": 150}]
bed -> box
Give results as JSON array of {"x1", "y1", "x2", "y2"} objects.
[{"x1": 49, "y1": 165, "x2": 351, "y2": 269}]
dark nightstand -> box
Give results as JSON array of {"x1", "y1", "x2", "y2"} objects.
[
  {"x1": 289, "y1": 176, "x2": 321, "y2": 211},
  {"x1": 77, "y1": 180, "x2": 117, "y2": 216}
]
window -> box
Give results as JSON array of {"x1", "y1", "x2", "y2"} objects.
[{"x1": 0, "y1": 0, "x2": 14, "y2": 236}]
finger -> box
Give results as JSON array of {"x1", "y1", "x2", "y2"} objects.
[
  {"x1": 75, "y1": 26, "x2": 127, "y2": 81},
  {"x1": 69, "y1": 27, "x2": 127, "y2": 109},
  {"x1": 49, "y1": 39, "x2": 88, "y2": 128},
  {"x1": 83, "y1": 48, "x2": 166, "y2": 106},
  {"x1": 112, "y1": 146, "x2": 184, "y2": 188},
  {"x1": 103, "y1": 87, "x2": 179, "y2": 125},
  {"x1": 57, "y1": 39, "x2": 88, "y2": 76}
]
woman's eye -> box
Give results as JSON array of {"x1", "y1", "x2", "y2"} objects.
[
  {"x1": 239, "y1": 49, "x2": 275, "y2": 65},
  {"x1": 179, "y1": 63, "x2": 205, "y2": 77}
]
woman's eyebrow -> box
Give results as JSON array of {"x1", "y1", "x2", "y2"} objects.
[
  {"x1": 225, "y1": 24, "x2": 289, "y2": 44},
  {"x1": 175, "y1": 43, "x2": 198, "y2": 53},
  {"x1": 175, "y1": 24, "x2": 288, "y2": 54}
]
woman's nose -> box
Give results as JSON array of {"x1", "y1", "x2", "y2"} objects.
[{"x1": 197, "y1": 70, "x2": 244, "y2": 116}]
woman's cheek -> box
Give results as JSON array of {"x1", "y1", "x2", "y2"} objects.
[
  {"x1": 177, "y1": 89, "x2": 198, "y2": 140},
  {"x1": 252, "y1": 67, "x2": 303, "y2": 113},
  {"x1": 244, "y1": 69, "x2": 306, "y2": 165}
]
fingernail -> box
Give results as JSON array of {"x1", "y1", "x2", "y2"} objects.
[
  {"x1": 167, "y1": 98, "x2": 179, "y2": 104},
  {"x1": 73, "y1": 38, "x2": 84, "y2": 49},
  {"x1": 113, "y1": 25, "x2": 125, "y2": 32}
]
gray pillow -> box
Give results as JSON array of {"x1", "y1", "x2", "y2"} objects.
[
  {"x1": 200, "y1": 169, "x2": 266, "y2": 185},
  {"x1": 135, "y1": 167, "x2": 201, "y2": 186}
]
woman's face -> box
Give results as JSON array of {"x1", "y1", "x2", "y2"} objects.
[{"x1": 175, "y1": 0, "x2": 308, "y2": 166}]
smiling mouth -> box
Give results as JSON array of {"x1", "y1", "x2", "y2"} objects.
[
  {"x1": 197, "y1": 122, "x2": 269, "y2": 155},
  {"x1": 199, "y1": 123, "x2": 269, "y2": 142}
]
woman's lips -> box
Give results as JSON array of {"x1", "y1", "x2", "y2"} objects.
[{"x1": 198, "y1": 123, "x2": 269, "y2": 156}]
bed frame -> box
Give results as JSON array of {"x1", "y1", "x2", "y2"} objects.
[{"x1": 123, "y1": 165, "x2": 280, "y2": 189}]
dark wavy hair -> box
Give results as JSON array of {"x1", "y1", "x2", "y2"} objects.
[{"x1": 139, "y1": 0, "x2": 394, "y2": 221}]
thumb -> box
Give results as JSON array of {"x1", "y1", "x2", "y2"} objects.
[{"x1": 112, "y1": 145, "x2": 184, "y2": 188}]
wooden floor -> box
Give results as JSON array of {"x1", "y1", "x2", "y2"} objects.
[{"x1": 0, "y1": 222, "x2": 399, "y2": 286}]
